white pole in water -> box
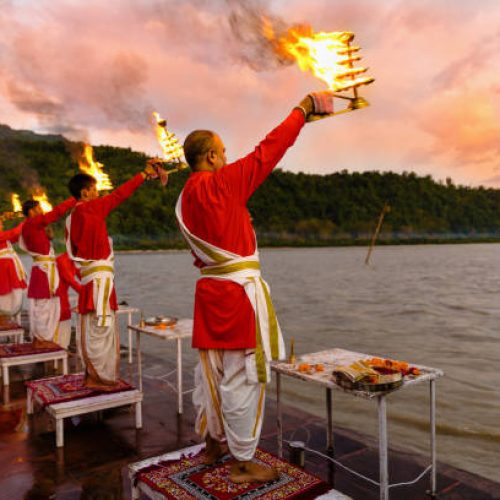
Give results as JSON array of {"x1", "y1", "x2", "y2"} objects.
[{"x1": 365, "y1": 202, "x2": 390, "y2": 266}]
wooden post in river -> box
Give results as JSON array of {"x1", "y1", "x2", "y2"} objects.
[{"x1": 365, "y1": 202, "x2": 390, "y2": 266}]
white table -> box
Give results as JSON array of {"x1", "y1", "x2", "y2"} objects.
[
  {"x1": 272, "y1": 348, "x2": 444, "y2": 500},
  {"x1": 0, "y1": 327, "x2": 24, "y2": 344},
  {"x1": 0, "y1": 345, "x2": 68, "y2": 386},
  {"x1": 27, "y1": 376, "x2": 143, "y2": 447},
  {"x1": 116, "y1": 305, "x2": 141, "y2": 364},
  {"x1": 129, "y1": 319, "x2": 193, "y2": 414}
]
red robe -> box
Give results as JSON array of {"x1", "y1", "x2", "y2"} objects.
[
  {"x1": 56, "y1": 252, "x2": 82, "y2": 321},
  {"x1": 67, "y1": 174, "x2": 145, "y2": 315},
  {"x1": 181, "y1": 109, "x2": 305, "y2": 349},
  {"x1": 22, "y1": 198, "x2": 76, "y2": 299},
  {"x1": 0, "y1": 223, "x2": 26, "y2": 295}
]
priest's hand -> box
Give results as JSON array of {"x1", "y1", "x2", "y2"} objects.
[
  {"x1": 143, "y1": 159, "x2": 161, "y2": 180},
  {"x1": 307, "y1": 91, "x2": 335, "y2": 116},
  {"x1": 144, "y1": 158, "x2": 169, "y2": 186}
]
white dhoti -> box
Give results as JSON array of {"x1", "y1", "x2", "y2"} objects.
[
  {"x1": 193, "y1": 349, "x2": 265, "y2": 461},
  {"x1": 0, "y1": 289, "x2": 23, "y2": 316},
  {"x1": 54, "y1": 319, "x2": 72, "y2": 349},
  {"x1": 80, "y1": 311, "x2": 120, "y2": 384},
  {"x1": 29, "y1": 298, "x2": 60, "y2": 343}
]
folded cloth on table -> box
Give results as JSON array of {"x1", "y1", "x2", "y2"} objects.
[{"x1": 333, "y1": 360, "x2": 378, "y2": 383}]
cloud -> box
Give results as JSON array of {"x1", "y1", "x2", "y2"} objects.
[{"x1": 0, "y1": 0, "x2": 499, "y2": 187}]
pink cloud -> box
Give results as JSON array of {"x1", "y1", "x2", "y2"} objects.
[{"x1": 0, "y1": 0, "x2": 499, "y2": 187}]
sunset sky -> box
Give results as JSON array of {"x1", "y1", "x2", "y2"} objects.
[{"x1": 0, "y1": 0, "x2": 499, "y2": 187}]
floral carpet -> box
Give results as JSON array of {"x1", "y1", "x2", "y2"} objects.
[
  {"x1": 26, "y1": 373, "x2": 134, "y2": 407},
  {"x1": 135, "y1": 448, "x2": 331, "y2": 499}
]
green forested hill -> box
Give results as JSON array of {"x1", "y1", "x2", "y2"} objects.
[{"x1": 1, "y1": 124, "x2": 500, "y2": 249}]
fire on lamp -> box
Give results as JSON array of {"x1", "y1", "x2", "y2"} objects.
[
  {"x1": 152, "y1": 112, "x2": 189, "y2": 174},
  {"x1": 11, "y1": 193, "x2": 22, "y2": 214},
  {"x1": 32, "y1": 189, "x2": 53, "y2": 214},
  {"x1": 0, "y1": 193, "x2": 23, "y2": 222},
  {"x1": 264, "y1": 23, "x2": 374, "y2": 120},
  {"x1": 78, "y1": 144, "x2": 113, "y2": 191}
]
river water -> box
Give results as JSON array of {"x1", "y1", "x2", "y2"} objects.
[{"x1": 22, "y1": 244, "x2": 500, "y2": 482}]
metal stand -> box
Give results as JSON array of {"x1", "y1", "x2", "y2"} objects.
[
  {"x1": 276, "y1": 372, "x2": 283, "y2": 458},
  {"x1": 326, "y1": 387, "x2": 335, "y2": 485},
  {"x1": 378, "y1": 395, "x2": 389, "y2": 500},
  {"x1": 428, "y1": 379, "x2": 437, "y2": 499}
]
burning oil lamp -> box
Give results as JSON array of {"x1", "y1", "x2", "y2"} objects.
[
  {"x1": 78, "y1": 144, "x2": 113, "y2": 191},
  {"x1": 32, "y1": 189, "x2": 53, "y2": 214},
  {"x1": 1, "y1": 193, "x2": 24, "y2": 221},
  {"x1": 152, "y1": 112, "x2": 189, "y2": 174},
  {"x1": 264, "y1": 24, "x2": 374, "y2": 120}
]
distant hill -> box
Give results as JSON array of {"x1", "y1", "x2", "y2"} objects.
[{"x1": 2, "y1": 124, "x2": 500, "y2": 250}]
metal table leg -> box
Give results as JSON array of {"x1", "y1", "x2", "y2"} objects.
[
  {"x1": 136, "y1": 331, "x2": 142, "y2": 393},
  {"x1": 276, "y1": 372, "x2": 283, "y2": 458},
  {"x1": 177, "y1": 337, "x2": 183, "y2": 414},
  {"x1": 430, "y1": 379, "x2": 437, "y2": 498},
  {"x1": 378, "y1": 395, "x2": 389, "y2": 500},
  {"x1": 128, "y1": 312, "x2": 133, "y2": 364},
  {"x1": 326, "y1": 387, "x2": 335, "y2": 485}
]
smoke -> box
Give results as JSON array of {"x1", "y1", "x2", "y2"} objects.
[
  {"x1": 0, "y1": 0, "x2": 305, "y2": 141},
  {"x1": 227, "y1": 1, "x2": 294, "y2": 71}
]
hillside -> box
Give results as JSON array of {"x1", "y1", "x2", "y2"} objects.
[{"x1": 2, "y1": 124, "x2": 500, "y2": 250}]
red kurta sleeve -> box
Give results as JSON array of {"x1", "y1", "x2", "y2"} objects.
[
  {"x1": 0, "y1": 223, "x2": 23, "y2": 244},
  {"x1": 39, "y1": 197, "x2": 77, "y2": 226},
  {"x1": 89, "y1": 173, "x2": 145, "y2": 217},
  {"x1": 58, "y1": 254, "x2": 82, "y2": 293},
  {"x1": 217, "y1": 108, "x2": 305, "y2": 203}
]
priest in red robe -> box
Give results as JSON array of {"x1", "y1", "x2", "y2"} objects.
[
  {"x1": 0, "y1": 216, "x2": 27, "y2": 328},
  {"x1": 21, "y1": 197, "x2": 76, "y2": 347},
  {"x1": 66, "y1": 162, "x2": 165, "y2": 390},
  {"x1": 54, "y1": 252, "x2": 81, "y2": 349},
  {"x1": 176, "y1": 92, "x2": 334, "y2": 483}
]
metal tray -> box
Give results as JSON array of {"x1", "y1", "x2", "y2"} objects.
[
  {"x1": 333, "y1": 371, "x2": 403, "y2": 393},
  {"x1": 144, "y1": 316, "x2": 178, "y2": 327}
]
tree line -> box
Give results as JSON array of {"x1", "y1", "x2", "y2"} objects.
[{"x1": 2, "y1": 124, "x2": 500, "y2": 250}]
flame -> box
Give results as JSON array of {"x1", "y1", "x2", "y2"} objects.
[
  {"x1": 11, "y1": 193, "x2": 22, "y2": 213},
  {"x1": 153, "y1": 112, "x2": 184, "y2": 162},
  {"x1": 264, "y1": 22, "x2": 373, "y2": 91},
  {"x1": 32, "y1": 190, "x2": 53, "y2": 214},
  {"x1": 78, "y1": 144, "x2": 113, "y2": 191}
]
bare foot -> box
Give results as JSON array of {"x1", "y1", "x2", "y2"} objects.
[
  {"x1": 84, "y1": 375, "x2": 120, "y2": 392},
  {"x1": 230, "y1": 461, "x2": 279, "y2": 483},
  {"x1": 204, "y1": 434, "x2": 228, "y2": 464},
  {"x1": 32, "y1": 338, "x2": 58, "y2": 349}
]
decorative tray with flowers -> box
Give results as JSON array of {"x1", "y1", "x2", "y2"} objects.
[{"x1": 332, "y1": 357, "x2": 421, "y2": 393}]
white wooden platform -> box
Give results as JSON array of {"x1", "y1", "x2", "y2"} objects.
[
  {"x1": 0, "y1": 347, "x2": 67, "y2": 386},
  {"x1": 128, "y1": 444, "x2": 351, "y2": 500},
  {"x1": 0, "y1": 327, "x2": 24, "y2": 344},
  {"x1": 27, "y1": 378, "x2": 143, "y2": 447}
]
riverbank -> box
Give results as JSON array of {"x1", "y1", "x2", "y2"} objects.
[{"x1": 36, "y1": 233, "x2": 500, "y2": 254}]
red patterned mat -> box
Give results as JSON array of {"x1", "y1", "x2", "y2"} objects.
[
  {"x1": 0, "y1": 341, "x2": 62, "y2": 358},
  {"x1": 0, "y1": 323, "x2": 22, "y2": 331},
  {"x1": 26, "y1": 373, "x2": 135, "y2": 407},
  {"x1": 135, "y1": 448, "x2": 331, "y2": 499}
]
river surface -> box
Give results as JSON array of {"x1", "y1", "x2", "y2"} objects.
[{"x1": 22, "y1": 244, "x2": 500, "y2": 482}]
